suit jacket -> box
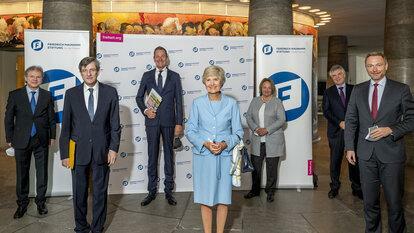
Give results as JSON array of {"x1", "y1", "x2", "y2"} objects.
[
  {"x1": 4, "y1": 86, "x2": 56, "y2": 149},
  {"x1": 344, "y1": 79, "x2": 414, "y2": 163},
  {"x1": 245, "y1": 96, "x2": 286, "y2": 157},
  {"x1": 59, "y1": 83, "x2": 121, "y2": 165},
  {"x1": 323, "y1": 84, "x2": 353, "y2": 138},
  {"x1": 135, "y1": 68, "x2": 183, "y2": 127},
  {"x1": 185, "y1": 94, "x2": 243, "y2": 156}
]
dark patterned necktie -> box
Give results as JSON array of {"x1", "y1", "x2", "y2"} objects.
[
  {"x1": 339, "y1": 87, "x2": 346, "y2": 107},
  {"x1": 371, "y1": 83, "x2": 378, "y2": 119},
  {"x1": 158, "y1": 70, "x2": 163, "y2": 90},
  {"x1": 88, "y1": 88, "x2": 94, "y2": 121}
]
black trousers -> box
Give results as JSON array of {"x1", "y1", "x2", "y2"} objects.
[
  {"x1": 328, "y1": 132, "x2": 361, "y2": 192},
  {"x1": 250, "y1": 143, "x2": 280, "y2": 194},
  {"x1": 145, "y1": 125, "x2": 175, "y2": 196},
  {"x1": 72, "y1": 156, "x2": 110, "y2": 233},
  {"x1": 14, "y1": 135, "x2": 48, "y2": 207},
  {"x1": 359, "y1": 152, "x2": 406, "y2": 233}
]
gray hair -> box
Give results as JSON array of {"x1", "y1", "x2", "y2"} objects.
[
  {"x1": 329, "y1": 64, "x2": 346, "y2": 77},
  {"x1": 24, "y1": 65, "x2": 43, "y2": 77},
  {"x1": 78, "y1": 57, "x2": 100, "y2": 72},
  {"x1": 202, "y1": 65, "x2": 226, "y2": 86}
]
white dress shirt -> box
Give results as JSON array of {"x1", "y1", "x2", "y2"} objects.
[
  {"x1": 258, "y1": 103, "x2": 266, "y2": 142},
  {"x1": 336, "y1": 83, "x2": 346, "y2": 97},
  {"x1": 368, "y1": 77, "x2": 386, "y2": 111},
  {"x1": 26, "y1": 86, "x2": 39, "y2": 103},
  {"x1": 83, "y1": 82, "x2": 99, "y2": 114},
  {"x1": 154, "y1": 68, "x2": 167, "y2": 88}
]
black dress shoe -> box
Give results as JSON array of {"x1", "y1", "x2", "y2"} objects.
[
  {"x1": 328, "y1": 189, "x2": 338, "y2": 199},
  {"x1": 166, "y1": 195, "x2": 177, "y2": 206},
  {"x1": 13, "y1": 206, "x2": 27, "y2": 219},
  {"x1": 352, "y1": 190, "x2": 363, "y2": 200},
  {"x1": 244, "y1": 191, "x2": 260, "y2": 199},
  {"x1": 141, "y1": 194, "x2": 156, "y2": 206},
  {"x1": 37, "y1": 204, "x2": 48, "y2": 215},
  {"x1": 266, "y1": 193, "x2": 274, "y2": 203}
]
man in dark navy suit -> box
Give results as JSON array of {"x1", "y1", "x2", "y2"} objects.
[
  {"x1": 136, "y1": 46, "x2": 183, "y2": 206},
  {"x1": 60, "y1": 57, "x2": 121, "y2": 233},
  {"x1": 323, "y1": 64, "x2": 362, "y2": 199},
  {"x1": 5, "y1": 66, "x2": 56, "y2": 218}
]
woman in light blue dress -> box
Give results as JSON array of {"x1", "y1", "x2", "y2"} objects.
[{"x1": 185, "y1": 65, "x2": 243, "y2": 233}]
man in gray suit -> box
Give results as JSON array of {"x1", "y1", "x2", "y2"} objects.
[{"x1": 344, "y1": 52, "x2": 414, "y2": 233}]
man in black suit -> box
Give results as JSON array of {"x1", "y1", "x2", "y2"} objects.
[
  {"x1": 60, "y1": 57, "x2": 121, "y2": 233},
  {"x1": 5, "y1": 65, "x2": 56, "y2": 218},
  {"x1": 323, "y1": 65, "x2": 362, "y2": 199},
  {"x1": 345, "y1": 52, "x2": 414, "y2": 233},
  {"x1": 136, "y1": 46, "x2": 183, "y2": 206}
]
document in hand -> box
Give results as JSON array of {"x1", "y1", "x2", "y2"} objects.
[
  {"x1": 365, "y1": 125, "x2": 379, "y2": 142},
  {"x1": 146, "y1": 88, "x2": 163, "y2": 110},
  {"x1": 69, "y1": 139, "x2": 76, "y2": 169},
  {"x1": 5, "y1": 147, "x2": 15, "y2": 157}
]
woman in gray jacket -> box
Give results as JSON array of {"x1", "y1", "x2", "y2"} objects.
[{"x1": 244, "y1": 78, "x2": 286, "y2": 202}]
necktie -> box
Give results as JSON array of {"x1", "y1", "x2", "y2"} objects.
[
  {"x1": 157, "y1": 70, "x2": 163, "y2": 90},
  {"x1": 88, "y1": 88, "x2": 94, "y2": 121},
  {"x1": 30, "y1": 91, "x2": 37, "y2": 136},
  {"x1": 371, "y1": 83, "x2": 378, "y2": 120},
  {"x1": 338, "y1": 87, "x2": 346, "y2": 107}
]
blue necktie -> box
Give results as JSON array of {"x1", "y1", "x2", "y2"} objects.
[
  {"x1": 88, "y1": 88, "x2": 94, "y2": 121},
  {"x1": 157, "y1": 70, "x2": 163, "y2": 90},
  {"x1": 30, "y1": 91, "x2": 37, "y2": 136}
]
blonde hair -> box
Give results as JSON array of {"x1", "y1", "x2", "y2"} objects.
[
  {"x1": 365, "y1": 52, "x2": 388, "y2": 65},
  {"x1": 202, "y1": 65, "x2": 226, "y2": 86},
  {"x1": 259, "y1": 78, "x2": 276, "y2": 96}
]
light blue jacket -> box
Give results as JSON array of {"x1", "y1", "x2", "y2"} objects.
[{"x1": 185, "y1": 94, "x2": 243, "y2": 156}]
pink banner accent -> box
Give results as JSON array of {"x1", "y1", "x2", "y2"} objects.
[
  {"x1": 307, "y1": 160, "x2": 313, "y2": 176},
  {"x1": 100, "y1": 33, "x2": 124, "y2": 42}
]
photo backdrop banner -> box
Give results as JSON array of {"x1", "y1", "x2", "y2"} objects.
[
  {"x1": 256, "y1": 35, "x2": 314, "y2": 189},
  {"x1": 96, "y1": 34, "x2": 254, "y2": 194},
  {"x1": 24, "y1": 29, "x2": 90, "y2": 195}
]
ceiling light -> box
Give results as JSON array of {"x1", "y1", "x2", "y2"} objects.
[
  {"x1": 239, "y1": 0, "x2": 249, "y2": 2},
  {"x1": 292, "y1": 4, "x2": 299, "y2": 8},
  {"x1": 315, "y1": 11, "x2": 327, "y2": 15},
  {"x1": 314, "y1": 25, "x2": 319, "y2": 28},
  {"x1": 309, "y1": 9, "x2": 320, "y2": 13},
  {"x1": 321, "y1": 20, "x2": 330, "y2": 23},
  {"x1": 316, "y1": 22, "x2": 326, "y2": 26},
  {"x1": 298, "y1": 6, "x2": 311, "y2": 10},
  {"x1": 320, "y1": 14, "x2": 331, "y2": 17},
  {"x1": 321, "y1": 17, "x2": 332, "y2": 20}
]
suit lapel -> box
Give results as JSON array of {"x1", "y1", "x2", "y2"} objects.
[
  {"x1": 361, "y1": 81, "x2": 372, "y2": 121},
  {"x1": 20, "y1": 87, "x2": 33, "y2": 116},
  {"x1": 93, "y1": 83, "x2": 105, "y2": 122},
  {"x1": 33, "y1": 89, "x2": 47, "y2": 116},
  {"x1": 330, "y1": 86, "x2": 345, "y2": 110},
  {"x1": 161, "y1": 69, "x2": 171, "y2": 95},
  {"x1": 375, "y1": 79, "x2": 391, "y2": 122},
  {"x1": 78, "y1": 84, "x2": 92, "y2": 123},
  {"x1": 345, "y1": 84, "x2": 353, "y2": 106}
]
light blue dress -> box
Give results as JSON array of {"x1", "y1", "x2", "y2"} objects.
[{"x1": 185, "y1": 94, "x2": 243, "y2": 206}]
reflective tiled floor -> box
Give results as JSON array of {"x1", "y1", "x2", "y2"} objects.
[{"x1": 0, "y1": 116, "x2": 413, "y2": 232}]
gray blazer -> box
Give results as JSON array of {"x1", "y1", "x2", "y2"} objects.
[
  {"x1": 344, "y1": 78, "x2": 414, "y2": 163},
  {"x1": 246, "y1": 96, "x2": 286, "y2": 157}
]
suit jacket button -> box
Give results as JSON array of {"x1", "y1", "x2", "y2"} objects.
[{"x1": 89, "y1": 139, "x2": 92, "y2": 143}]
